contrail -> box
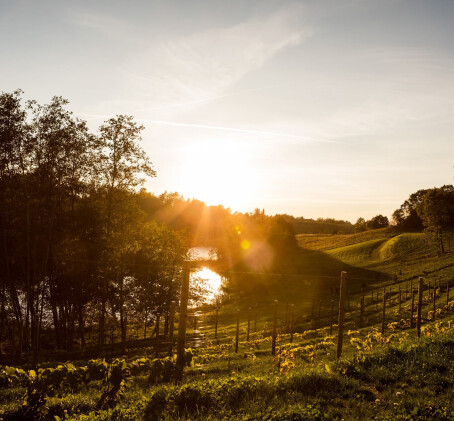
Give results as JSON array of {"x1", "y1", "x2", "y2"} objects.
[
  {"x1": 138, "y1": 119, "x2": 341, "y2": 144},
  {"x1": 132, "y1": 84, "x2": 281, "y2": 113}
]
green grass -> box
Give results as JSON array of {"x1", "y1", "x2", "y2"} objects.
[
  {"x1": 10, "y1": 316, "x2": 452, "y2": 420},
  {"x1": 296, "y1": 228, "x2": 394, "y2": 251}
]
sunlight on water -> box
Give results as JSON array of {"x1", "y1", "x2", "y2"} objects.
[{"x1": 191, "y1": 266, "x2": 223, "y2": 303}]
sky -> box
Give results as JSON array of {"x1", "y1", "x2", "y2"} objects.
[{"x1": 1, "y1": 0, "x2": 453, "y2": 222}]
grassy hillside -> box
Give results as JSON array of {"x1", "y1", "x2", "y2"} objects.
[
  {"x1": 296, "y1": 228, "x2": 394, "y2": 251},
  {"x1": 326, "y1": 232, "x2": 454, "y2": 287},
  {"x1": 222, "y1": 229, "x2": 454, "y2": 324}
]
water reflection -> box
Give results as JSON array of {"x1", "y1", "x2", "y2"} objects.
[
  {"x1": 188, "y1": 247, "x2": 223, "y2": 303},
  {"x1": 191, "y1": 266, "x2": 223, "y2": 303}
]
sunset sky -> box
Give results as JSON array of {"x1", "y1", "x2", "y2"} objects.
[{"x1": 1, "y1": 0, "x2": 453, "y2": 221}]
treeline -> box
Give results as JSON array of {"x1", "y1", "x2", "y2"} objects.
[
  {"x1": 354, "y1": 215, "x2": 390, "y2": 233},
  {"x1": 0, "y1": 91, "x2": 330, "y2": 360},
  {"x1": 280, "y1": 215, "x2": 354, "y2": 235},
  {"x1": 391, "y1": 185, "x2": 454, "y2": 253},
  {"x1": 0, "y1": 91, "x2": 189, "y2": 360}
]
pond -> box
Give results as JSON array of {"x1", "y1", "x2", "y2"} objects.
[{"x1": 188, "y1": 247, "x2": 223, "y2": 303}]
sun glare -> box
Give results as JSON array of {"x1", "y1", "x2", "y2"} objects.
[
  {"x1": 178, "y1": 141, "x2": 257, "y2": 210},
  {"x1": 191, "y1": 266, "x2": 223, "y2": 302}
]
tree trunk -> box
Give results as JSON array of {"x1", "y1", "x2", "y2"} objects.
[
  {"x1": 78, "y1": 306, "x2": 86, "y2": 347},
  {"x1": 164, "y1": 311, "x2": 169, "y2": 336},
  {"x1": 99, "y1": 299, "x2": 106, "y2": 345}
]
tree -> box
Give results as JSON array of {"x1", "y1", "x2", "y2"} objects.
[
  {"x1": 354, "y1": 218, "x2": 367, "y2": 233},
  {"x1": 417, "y1": 186, "x2": 454, "y2": 254},
  {"x1": 392, "y1": 189, "x2": 428, "y2": 231},
  {"x1": 95, "y1": 115, "x2": 156, "y2": 344},
  {"x1": 366, "y1": 215, "x2": 389, "y2": 230}
]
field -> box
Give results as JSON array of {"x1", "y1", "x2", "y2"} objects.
[{"x1": 2, "y1": 229, "x2": 454, "y2": 420}]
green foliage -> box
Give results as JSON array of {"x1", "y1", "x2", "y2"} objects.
[{"x1": 0, "y1": 356, "x2": 177, "y2": 419}]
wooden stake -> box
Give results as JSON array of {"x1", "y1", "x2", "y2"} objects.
[
  {"x1": 176, "y1": 261, "x2": 190, "y2": 383},
  {"x1": 360, "y1": 295, "x2": 364, "y2": 328},
  {"x1": 447, "y1": 281, "x2": 450, "y2": 307},
  {"x1": 417, "y1": 277, "x2": 423, "y2": 338},
  {"x1": 410, "y1": 288, "x2": 415, "y2": 328},
  {"x1": 155, "y1": 314, "x2": 160, "y2": 357},
  {"x1": 254, "y1": 304, "x2": 258, "y2": 332},
  {"x1": 272, "y1": 300, "x2": 278, "y2": 356},
  {"x1": 311, "y1": 294, "x2": 315, "y2": 320},
  {"x1": 214, "y1": 307, "x2": 218, "y2": 340},
  {"x1": 336, "y1": 272, "x2": 347, "y2": 359},
  {"x1": 235, "y1": 309, "x2": 240, "y2": 353},
  {"x1": 285, "y1": 301, "x2": 289, "y2": 328},
  {"x1": 247, "y1": 307, "x2": 251, "y2": 341},
  {"x1": 290, "y1": 304, "x2": 295, "y2": 343},
  {"x1": 329, "y1": 299, "x2": 334, "y2": 335},
  {"x1": 433, "y1": 286, "x2": 436, "y2": 318},
  {"x1": 381, "y1": 288, "x2": 386, "y2": 335}
]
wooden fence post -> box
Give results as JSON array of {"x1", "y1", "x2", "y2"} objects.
[
  {"x1": 247, "y1": 307, "x2": 251, "y2": 341},
  {"x1": 290, "y1": 304, "x2": 294, "y2": 343},
  {"x1": 285, "y1": 302, "x2": 289, "y2": 329},
  {"x1": 417, "y1": 277, "x2": 423, "y2": 338},
  {"x1": 381, "y1": 288, "x2": 386, "y2": 335},
  {"x1": 433, "y1": 287, "x2": 436, "y2": 318},
  {"x1": 235, "y1": 309, "x2": 240, "y2": 353},
  {"x1": 360, "y1": 295, "x2": 364, "y2": 328},
  {"x1": 311, "y1": 294, "x2": 315, "y2": 321},
  {"x1": 336, "y1": 272, "x2": 347, "y2": 359},
  {"x1": 214, "y1": 308, "x2": 218, "y2": 341},
  {"x1": 155, "y1": 314, "x2": 160, "y2": 357},
  {"x1": 329, "y1": 299, "x2": 334, "y2": 335},
  {"x1": 347, "y1": 290, "x2": 350, "y2": 311},
  {"x1": 168, "y1": 301, "x2": 175, "y2": 355},
  {"x1": 176, "y1": 261, "x2": 190, "y2": 383},
  {"x1": 272, "y1": 300, "x2": 278, "y2": 356},
  {"x1": 254, "y1": 304, "x2": 258, "y2": 332},
  {"x1": 447, "y1": 281, "x2": 450, "y2": 307},
  {"x1": 410, "y1": 288, "x2": 415, "y2": 328}
]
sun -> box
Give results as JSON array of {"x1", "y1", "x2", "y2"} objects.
[{"x1": 177, "y1": 140, "x2": 257, "y2": 210}]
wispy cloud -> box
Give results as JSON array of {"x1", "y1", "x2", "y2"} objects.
[
  {"x1": 123, "y1": 3, "x2": 311, "y2": 109},
  {"x1": 67, "y1": 9, "x2": 142, "y2": 41}
]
